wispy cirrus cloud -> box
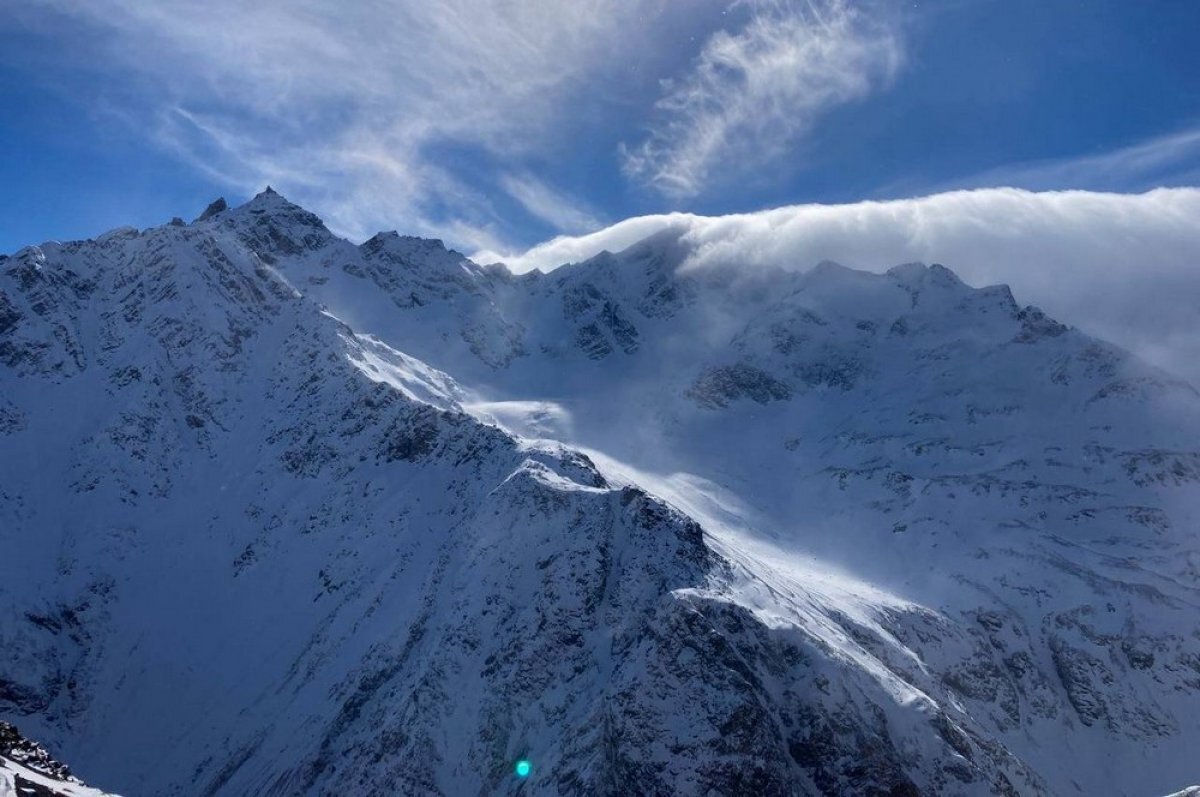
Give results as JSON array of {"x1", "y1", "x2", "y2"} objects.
[
  {"x1": 621, "y1": 0, "x2": 904, "y2": 199},
  {"x1": 941, "y1": 126, "x2": 1200, "y2": 193},
  {"x1": 5, "y1": 0, "x2": 917, "y2": 247},
  {"x1": 14, "y1": 0, "x2": 663, "y2": 246},
  {"x1": 499, "y1": 174, "x2": 605, "y2": 235}
]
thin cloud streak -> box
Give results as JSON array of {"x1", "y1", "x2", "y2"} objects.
[
  {"x1": 942, "y1": 126, "x2": 1200, "y2": 193},
  {"x1": 499, "y1": 174, "x2": 605, "y2": 234}
]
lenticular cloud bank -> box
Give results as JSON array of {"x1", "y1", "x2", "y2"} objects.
[{"x1": 2, "y1": 190, "x2": 1199, "y2": 796}]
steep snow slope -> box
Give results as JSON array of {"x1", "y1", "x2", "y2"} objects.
[
  {"x1": 1, "y1": 190, "x2": 1198, "y2": 796},
  {"x1": 487, "y1": 254, "x2": 1200, "y2": 796}
]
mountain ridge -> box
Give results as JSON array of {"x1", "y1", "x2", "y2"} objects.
[{"x1": 2, "y1": 191, "x2": 1199, "y2": 796}]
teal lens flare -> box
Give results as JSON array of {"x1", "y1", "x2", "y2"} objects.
[{"x1": 515, "y1": 759, "x2": 532, "y2": 778}]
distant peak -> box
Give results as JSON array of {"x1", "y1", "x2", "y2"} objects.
[
  {"x1": 886, "y1": 261, "x2": 965, "y2": 289},
  {"x1": 799, "y1": 260, "x2": 868, "y2": 286},
  {"x1": 928, "y1": 263, "x2": 964, "y2": 283},
  {"x1": 809, "y1": 260, "x2": 853, "y2": 276},
  {"x1": 194, "y1": 197, "x2": 228, "y2": 222},
  {"x1": 241, "y1": 187, "x2": 299, "y2": 211},
  {"x1": 361, "y1": 232, "x2": 450, "y2": 254},
  {"x1": 358, "y1": 232, "x2": 480, "y2": 276},
  {"x1": 885, "y1": 261, "x2": 929, "y2": 280},
  {"x1": 207, "y1": 190, "x2": 333, "y2": 257},
  {"x1": 227, "y1": 189, "x2": 328, "y2": 232}
]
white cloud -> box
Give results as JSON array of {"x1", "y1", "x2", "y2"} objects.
[
  {"x1": 20, "y1": 0, "x2": 658, "y2": 246},
  {"x1": 499, "y1": 174, "x2": 604, "y2": 234},
  {"x1": 621, "y1": 0, "x2": 904, "y2": 198},
  {"x1": 477, "y1": 187, "x2": 1200, "y2": 384},
  {"x1": 15, "y1": 2, "x2": 1200, "y2": 389},
  {"x1": 11, "y1": 0, "x2": 913, "y2": 245},
  {"x1": 473, "y1": 214, "x2": 697, "y2": 268}
]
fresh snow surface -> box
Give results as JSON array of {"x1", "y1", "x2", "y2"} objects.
[
  {"x1": 0, "y1": 760, "x2": 118, "y2": 797},
  {"x1": 0, "y1": 722, "x2": 119, "y2": 796},
  {"x1": 2, "y1": 189, "x2": 1199, "y2": 795}
]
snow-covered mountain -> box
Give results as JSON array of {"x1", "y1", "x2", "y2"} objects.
[{"x1": 2, "y1": 189, "x2": 1198, "y2": 796}]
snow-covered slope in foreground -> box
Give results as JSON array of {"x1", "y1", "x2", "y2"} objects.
[{"x1": 1, "y1": 190, "x2": 1198, "y2": 796}]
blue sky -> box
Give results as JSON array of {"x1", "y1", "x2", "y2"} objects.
[{"x1": 2, "y1": 0, "x2": 1199, "y2": 256}]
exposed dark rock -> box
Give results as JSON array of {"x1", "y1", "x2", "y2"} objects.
[
  {"x1": 688, "y1": 362, "x2": 792, "y2": 408},
  {"x1": 195, "y1": 197, "x2": 228, "y2": 222}
]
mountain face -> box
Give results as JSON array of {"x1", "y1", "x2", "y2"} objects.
[{"x1": 1, "y1": 189, "x2": 1198, "y2": 796}]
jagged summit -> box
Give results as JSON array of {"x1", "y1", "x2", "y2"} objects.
[
  {"x1": 213, "y1": 189, "x2": 333, "y2": 261},
  {"x1": 885, "y1": 261, "x2": 973, "y2": 297},
  {"x1": 189, "y1": 187, "x2": 317, "y2": 229},
  {"x1": 193, "y1": 196, "x2": 227, "y2": 222},
  {"x1": 235, "y1": 185, "x2": 297, "y2": 212},
  {"x1": 359, "y1": 230, "x2": 460, "y2": 263}
]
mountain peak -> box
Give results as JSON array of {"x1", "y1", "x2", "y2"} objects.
[
  {"x1": 359, "y1": 231, "x2": 467, "y2": 271},
  {"x1": 886, "y1": 261, "x2": 965, "y2": 290},
  {"x1": 193, "y1": 188, "x2": 308, "y2": 224},
  {"x1": 362, "y1": 231, "x2": 446, "y2": 250},
  {"x1": 194, "y1": 197, "x2": 228, "y2": 222},
  {"x1": 219, "y1": 190, "x2": 332, "y2": 259},
  {"x1": 808, "y1": 259, "x2": 855, "y2": 278},
  {"x1": 235, "y1": 186, "x2": 305, "y2": 214}
]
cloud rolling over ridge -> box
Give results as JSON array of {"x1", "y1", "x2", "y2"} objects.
[{"x1": 478, "y1": 187, "x2": 1200, "y2": 385}]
